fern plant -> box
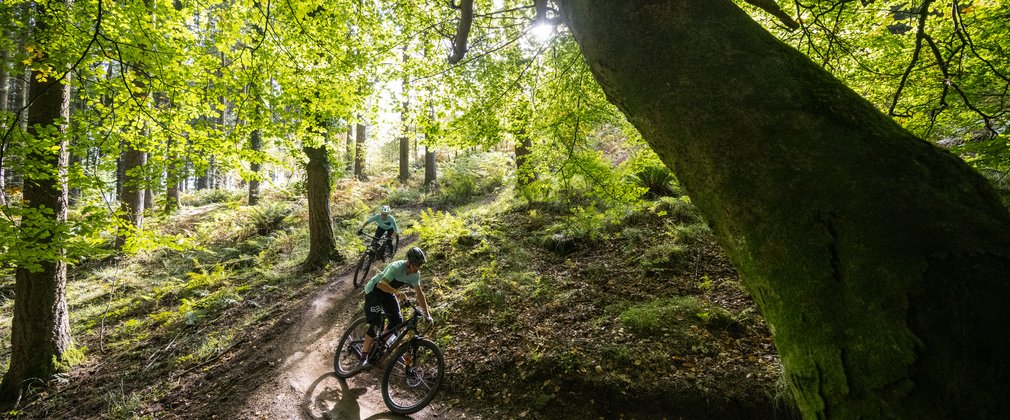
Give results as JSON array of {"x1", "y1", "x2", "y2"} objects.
[{"x1": 632, "y1": 165, "x2": 678, "y2": 198}]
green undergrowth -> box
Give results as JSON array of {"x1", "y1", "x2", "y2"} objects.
[
  {"x1": 413, "y1": 189, "x2": 798, "y2": 419},
  {"x1": 2, "y1": 184, "x2": 361, "y2": 418}
]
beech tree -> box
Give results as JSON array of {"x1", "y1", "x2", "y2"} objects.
[
  {"x1": 0, "y1": 0, "x2": 80, "y2": 400},
  {"x1": 554, "y1": 0, "x2": 1010, "y2": 417},
  {"x1": 302, "y1": 141, "x2": 342, "y2": 269}
]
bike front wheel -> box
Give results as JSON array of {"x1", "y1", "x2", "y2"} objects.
[
  {"x1": 353, "y1": 253, "x2": 373, "y2": 288},
  {"x1": 333, "y1": 317, "x2": 370, "y2": 378},
  {"x1": 381, "y1": 338, "x2": 445, "y2": 415}
]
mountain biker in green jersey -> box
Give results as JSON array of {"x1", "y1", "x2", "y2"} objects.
[
  {"x1": 359, "y1": 247, "x2": 433, "y2": 367},
  {"x1": 357, "y1": 205, "x2": 399, "y2": 258}
]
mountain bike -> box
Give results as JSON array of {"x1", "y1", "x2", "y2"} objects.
[
  {"x1": 333, "y1": 298, "x2": 445, "y2": 415},
  {"x1": 352, "y1": 232, "x2": 398, "y2": 288}
]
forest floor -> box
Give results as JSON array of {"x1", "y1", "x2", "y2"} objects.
[{"x1": 3, "y1": 180, "x2": 800, "y2": 419}]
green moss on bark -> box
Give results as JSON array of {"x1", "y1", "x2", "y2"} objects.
[{"x1": 560, "y1": 0, "x2": 1010, "y2": 417}]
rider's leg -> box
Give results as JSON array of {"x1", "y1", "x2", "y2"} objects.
[
  {"x1": 382, "y1": 293, "x2": 403, "y2": 332},
  {"x1": 374, "y1": 227, "x2": 392, "y2": 259},
  {"x1": 361, "y1": 292, "x2": 385, "y2": 360}
]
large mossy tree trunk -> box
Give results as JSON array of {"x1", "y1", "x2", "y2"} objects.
[
  {"x1": 303, "y1": 145, "x2": 343, "y2": 270},
  {"x1": 0, "y1": 1, "x2": 77, "y2": 401},
  {"x1": 560, "y1": 0, "x2": 1010, "y2": 417}
]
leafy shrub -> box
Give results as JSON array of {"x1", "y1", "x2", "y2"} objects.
[
  {"x1": 641, "y1": 242, "x2": 688, "y2": 268},
  {"x1": 427, "y1": 152, "x2": 510, "y2": 206},
  {"x1": 412, "y1": 209, "x2": 471, "y2": 257},
  {"x1": 435, "y1": 169, "x2": 478, "y2": 205},
  {"x1": 543, "y1": 205, "x2": 614, "y2": 244},
  {"x1": 631, "y1": 165, "x2": 679, "y2": 198},
  {"x1": 671, "y1": 222, "x2": 712, "y2": 245},
  {"x1": 386, "y1": 186, "x2": 422, "y2": 207},
  {"x1": 652, "y1": 196, "x2": 701, "y2": 224},
  {"x1": 185, "y1": 264, "x2": 229, "y2": 292},
  {"x1": 244, "y1": 202, "x2": 293, "y2": 237}
]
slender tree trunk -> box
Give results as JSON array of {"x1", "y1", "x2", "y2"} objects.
[
  {"x1": 3, "y1": 63, "x2": 31, "y2": 193},
  {"x1": 248, "y1": 127, "x2": 262, "y2": 205},
  {"x1": 143, "y1": 151, "x2": 154, "y2": 210},
  {"x1": 196, "y1": 154, "x2": 208, "y2": 190},
  {"x1": 115, "y1": 140, "x2": 125, "y2": 200},
  {"x1": 424, "y1": 103, "x2": 437, "y2": 187},
  {"x1": 424, "y1": 146, "x2": 436, "y2": 187},
  {"x1": 354, "y1": 119, "x2": 366, "y2": 179},
  {"x1": 116, "y1": 146, "x2": 145, "y2": 249},
  {"x1": 0, "y1": 42, "x2": 9, "y2": 206},
  {"x1": 345, "y1": 124, "x2": 353, "y2": 172},
  {"x1": 515, "y1": 130, "x2": 533, "y2": 188},
  {"x1": 67, "y1": 93, "x2": 84, "y2": 205},
  {"x1": 399, "y1": 137, "x2": 409, "y2": 183},
  {"x1": 399, "y1": 48, "x2": 410, "y2": 183},
  {"x1": 164, "y1": 138, "x2": 180, "y2": 214},
  {"x1": 0, "y1": 1, "x2": 76, "y2": 400},
  {"x1": 144, "y1": 170, "x2": 154, "y2": 210},
  {"x1": 303, "y1": 145, "x2": 343, "y2": 269},
  {"x1": 559, "y1": 1, "x2": 1010, "y2": 417}
]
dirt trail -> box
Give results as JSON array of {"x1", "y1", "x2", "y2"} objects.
[{"x1": 231, "y1": 268, "x2": 459, "y2": 420}]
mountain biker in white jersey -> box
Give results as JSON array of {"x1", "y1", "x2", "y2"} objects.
[{"x1": 358, "y1": 247, "x2": 433, "y2": 367}]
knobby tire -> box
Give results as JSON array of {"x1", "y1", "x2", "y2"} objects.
[
  {"x1": 333, "y1": 317, "x2": 370, "y2": 378},
  {"x1": 381, "y1": 338, "x2": 445, "y2": 415},
  {"x1": 353, "y1": 253, "x2": 373, "y2": 288}
]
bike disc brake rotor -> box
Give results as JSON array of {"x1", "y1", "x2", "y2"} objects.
[{"x1": 405, "y1": 367, "x2": 424, "y2": 387}]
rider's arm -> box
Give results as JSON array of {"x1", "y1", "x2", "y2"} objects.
[
  {"x1": 391, "y1": 217, "x2": 400, "y2": 238},
  {"x1": 376, "y1": 279, "x2": 404, "y2": 298},
  {"x1": 414, "y1": 285, "x2": 432, "y2": 322},
  {"x1": 360, "y1": 215, "x2": 375, "y2": 231}
]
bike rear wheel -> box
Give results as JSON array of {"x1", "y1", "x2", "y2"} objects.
[
  {"x1": 381, "y1": 338, "x2": 445, "y2": 415},
  {"x1": 353, "y1": 253, "x2": 373, "y2": 288},
  {"x1": 333, "y1": 317, "x2": 370, "y2": 378}
]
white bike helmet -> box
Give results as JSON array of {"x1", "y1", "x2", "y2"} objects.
[{"x1": 380, "y1": 205, "x2": 391, "y2": 214}]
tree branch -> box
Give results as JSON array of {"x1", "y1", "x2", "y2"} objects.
[
  {"x1": 447, "y1": 0, "x2": 473, "y2": 64},
  {"x1": 744, "y1": 0, "x2": 800, "y2": 31},
  {"x1": 889, "y1": 0, "x2": 933, "y2": 117}
]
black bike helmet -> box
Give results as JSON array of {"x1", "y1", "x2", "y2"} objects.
[{"x1": 406, "y1": 247, "x2": 426, "y2": 266}]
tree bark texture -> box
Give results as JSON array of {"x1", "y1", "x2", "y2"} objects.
[
  {"x1": 354, "y1": 121, "x2": 365, "y2": 179},
  {"x1": 67, "y1": 95, "x2": 84, "y2": 206},
  {"x1": 248, "y1": 127, "x2": 262, "y2": 206},
  {"x1": 0, "y1": 43, "x2": 9, "y2": 207},
  {"x1": 560, "y1": 1, "x2": 1010, "y2": 418},
  {"x1": 399, "y1": 137, "x2": 409, "y2": 183},
  {"x1": 303, "y1": 145, "x2": 343, "y2": 269},
  {"x1": 115, "y1": 147, "x2": 145, "y2": 250},
  {"x1": 143, "y1": 150, "x2": 154, "y2": 210},
  {"x1": 345, "y1": 125, "x2": 353, "y2": 172},
  {"x1": 165, "y1": 159, "x2": 180, "y2": 214},
  {"x1": 424, "y1": 146, "x2": 436, "y2": 186},
  {"x1": 0, "y1": 3, "x2": 74, "y2": 400},
  {"x1": 400, "y1": 50, "x2": 410, "y2": 183}
]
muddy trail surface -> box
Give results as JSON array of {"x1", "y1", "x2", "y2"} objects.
[{"x1": 229, "y1": 261, "x2": 462, "y2": 419}]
